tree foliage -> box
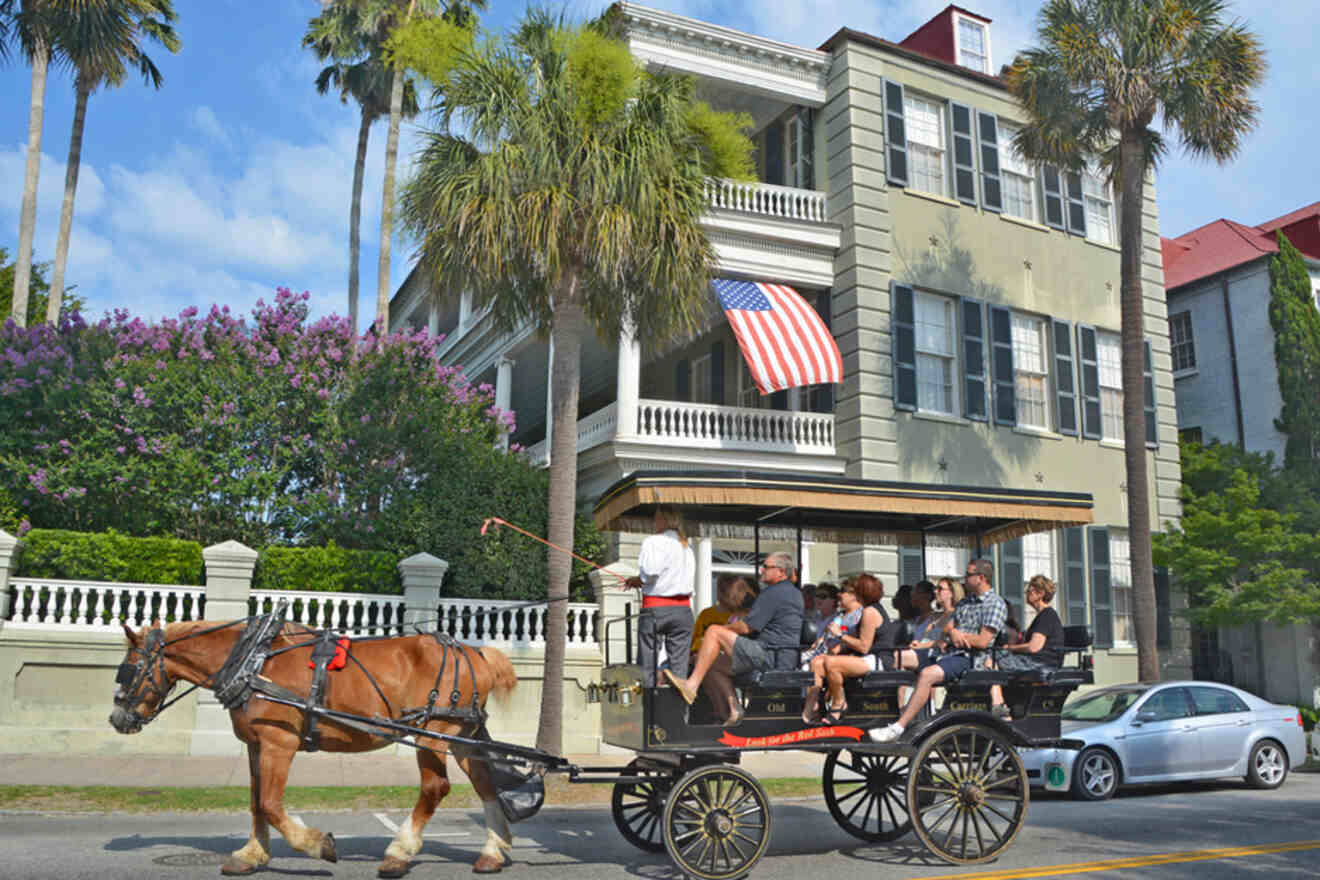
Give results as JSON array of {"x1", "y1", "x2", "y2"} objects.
[
  {"x1": 0, "y1": 246, "x2": 84, "y2": 325},
  {"x1": 1269, "y1": 231, "x2": 1320, "y2": 470}
]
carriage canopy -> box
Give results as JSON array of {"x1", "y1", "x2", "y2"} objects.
[{"x1": 593, "y1": 470, "x2": 1093, "y2": 549}]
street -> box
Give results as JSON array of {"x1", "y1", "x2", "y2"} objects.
[{"x1": 2, "y1": 772, "x2": 1317, "y2": 880}]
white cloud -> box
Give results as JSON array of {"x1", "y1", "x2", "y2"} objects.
[{"x1": 191, "y1": 105, "x2": 235, "y2": 151}]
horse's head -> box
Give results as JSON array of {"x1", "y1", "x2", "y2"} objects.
[{"x1": 109, "y1": 622, "x2": 177, "y2": 734}]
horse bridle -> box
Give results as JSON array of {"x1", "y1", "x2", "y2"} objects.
[{"x1": 114, "y1": 627, "x2": 190, "y2": 729}]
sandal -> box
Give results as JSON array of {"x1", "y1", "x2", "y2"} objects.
[
  {"x1": 723, "y1": 704, "x2": 745, "y2": 727},
  {"x1": 824, "y1": 700, "x2": 847, "y2": 724}
]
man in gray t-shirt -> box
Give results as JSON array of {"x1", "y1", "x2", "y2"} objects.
[{"x1": 665, "y1": 551, "x2": 803, "y2": 725}]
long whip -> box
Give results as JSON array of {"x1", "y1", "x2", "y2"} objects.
[{"x1": 480, "y1": 516, "x2": 632, "y2": 585}]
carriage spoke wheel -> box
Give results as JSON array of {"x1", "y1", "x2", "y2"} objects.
[
  {"x1": 906, "y1": 723, "x2": 1029, "y2": 865},
  {"x1": 662, "y1": 764, "x2": 771, "y2": 880},
  {"x1": 611, "y1": 759, "x2": 675, "y2": 853},
  {"x1": 823, "y1": 749, "x2": 912, "y2": 842}
]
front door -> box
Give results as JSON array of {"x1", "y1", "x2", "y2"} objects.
[{"x1": 1124, "y1": 686, "x2": 1199, "y2": 780}]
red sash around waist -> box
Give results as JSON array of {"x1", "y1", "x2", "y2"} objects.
[{"x1": 642, "y1": 594, "x2": 692, "y2": 609}]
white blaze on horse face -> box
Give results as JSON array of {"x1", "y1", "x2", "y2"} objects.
[{"x1": 481, "y1": 801, "x2": 513, "y2": 861}]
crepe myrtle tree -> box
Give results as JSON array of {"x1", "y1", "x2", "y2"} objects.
[
  {"x1": 400, "y1": 9, "x2": 754, "y2": 754},
  {"x1": 1008, "y1": 0, "x2": 1265, "y2": 682}
]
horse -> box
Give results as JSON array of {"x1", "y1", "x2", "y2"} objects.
[{"x1": 109, "y1": 618, "x2": 520, "y2": 877}]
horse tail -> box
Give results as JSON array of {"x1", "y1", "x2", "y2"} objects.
[{"x1": 478, "y1": 645, "x2": 517, "y2": 706}]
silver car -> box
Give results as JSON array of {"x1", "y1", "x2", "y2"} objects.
[{"x1": 1022, "y1": 681, "x2": 1307, "y2": 800}]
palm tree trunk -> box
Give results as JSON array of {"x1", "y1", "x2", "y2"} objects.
[
  {"x1": 1118, "y1": 129, "x2": 1159, "y2": 684},
  {"x1": 11, "y1": 45, "x2": 50, "y2": 329},
  {"x1": 376, "y1": 65, "x2": 403, "y2": 334},
  {"x1": 49, "y1": 73, "x2": 91, "y2": 325},
  {"x1": 349, "y1": 108, "x2": 372, "y2": 338},
  {"x1": 536, "y1": 288, "x2": 586, "y2": 757}
]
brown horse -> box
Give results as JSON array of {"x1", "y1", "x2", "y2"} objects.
[{"x1": 110, "y1": 619, "x2": 519, "y2": 877}]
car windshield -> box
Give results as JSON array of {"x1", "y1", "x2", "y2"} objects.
[{"x1": 1061, "y1": 688, "x2": 1146, "y2": 723}]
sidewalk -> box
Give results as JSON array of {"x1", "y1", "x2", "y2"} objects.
[{"x1": 0, "y1": 749, "x2": 827, "y2": 788}]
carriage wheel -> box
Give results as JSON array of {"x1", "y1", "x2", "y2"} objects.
[
  {"x1": 822, "y1": 749, "x2": 911, "y2": 842},
  {"x1": 906, "y1": 723, "x2": 1029, "y2": 865},
  {"x1": 611, "y1": 758, "x2": 675, "y2": 853},
  {"x1": 662, "y1": 764, "x2": 771, "y2": 880}
]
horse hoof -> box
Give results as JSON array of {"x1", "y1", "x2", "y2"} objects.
[
  {"x1": 220, "y1": 857, "x2": 259, "y2": 876},
  {"x1": 472, "y1": 854, "x2": 504, "y2": 874},
  {"x1": 378, "y1": 856, "x2": 410, "y2": 878},
  {"x1": 320, "y1": 832, "x2": 338, "y2": 864}
]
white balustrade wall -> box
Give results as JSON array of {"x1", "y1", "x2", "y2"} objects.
[
  {"x1": 6, "y1": 578, "x2": 206, "y2": 630},
  {"x1": 635, "y1": 399, "x2": 835, "y2": 453},
  {"x1": 705, "y1": 178, "x2": 828, "y2": 224},
  {"x1": 251, "y1": 589, "x2": 406, "y2": 637},
  {"x1": 436, "y1": 598, "x2": 599, "y2": 648}
]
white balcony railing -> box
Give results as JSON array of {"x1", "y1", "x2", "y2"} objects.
[
  {"x1": 525, "y1": 402, "x2": 617, "y2": 465},
  {"x1": 634, "y1": 399, "x2": 834, "y2": 453},
  {"x1": 706, "y1": 178, "x2": 828, "y2": 224},
  {"x1": 7, "y1": 578, "x2": 206, "y2": 630}
]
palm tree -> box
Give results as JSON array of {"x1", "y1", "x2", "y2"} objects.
[
  {"x1": 1009, "y1": 0, "x2": 1265, "y2": 682},
  {"x1": 400, "y1": 10, "x2": 752, "y2": 754},
  {"x1": 304, "y1": 3, "x2": 417, "y2": 337},
  {"x1": 47, "y1": 0, "x2": 180, "y2": 323}
]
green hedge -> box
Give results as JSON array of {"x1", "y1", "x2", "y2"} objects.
[
  {"x1": 16, "y1": 528, "x2": 204, "y2": 585},
  {"x1": 254, "y1": 543, "x2": 402, "y2": 595}
]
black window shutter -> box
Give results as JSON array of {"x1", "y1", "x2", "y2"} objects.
[
  {"x1": 676, "y1": 358, "x2": 690, "y2": 402},
  {"x1": 999, "y1": 538, "x2": 1024, "y2": 612},
  {"x1": 892, "y1": 283, "x2": 917, "y2": 411},
  {"x1": 764, "y1": 120, "x2": 784, "y2": 187},
  {"x1": 1077, "y1": 325, "x2": 1101, "y2": 440},
  {"x1": 1144, "y1": 340, "x2": 1158, "y2": 448},
  {"x1": 1089, "y1": 526, "x2": 1112, "y2": 649},
  {"x1": 770, "y1": 389, "x2": 789, "y2": 410},
  {"x1": 977, "y1": 111, "x2": 1002, "y2": 213},
  {"x1": 900, "y1": 545, "x2": 925, "y2": 585},
  {"x1": 1063, "y1": 526, "x2": 1087, "y2": 627},
  {"x1": 1065, "y1": 171, "x2": 1088, "y2": 236},
  {"x1": 883, "y1": 80, "x2": 908, "y2": 187},
  {"x1": 961, "y1": 297, "x2": 987, "y2": 421},
  {"x1": 1053, "y1": 319, "x2": 1078, "y2": 436},
  {"x1": 1041, "y1": 166, "x2": 1065, "y2": 230},
  {"x1": 710, "y1": 342, "x2": 725, "y2": 406},
  {"x1": 989, "y1": 305, "x2": 1015, "y2": 425},
  {"x1": 1155, "y1": 565, "x2": 1172, "y2": 650},
  {"x1": 950, "y1": 103, "x2": 977, "y2": 205}
]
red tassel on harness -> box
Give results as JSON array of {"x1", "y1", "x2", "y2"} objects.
[{"x1": 309, "y1": 637, "x2": 351, "y2": 671}]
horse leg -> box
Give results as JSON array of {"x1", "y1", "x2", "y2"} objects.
[
  {"x1": 221, "y1": 745, "x2": 271, "y2": 875},
  {"x1": 253, "y1": 744, "x2": 339, "y2": 865},
  {"x1": 454, "y1": 747, "x2": 512, "y2": 873},
  {"x1": 377, "y1": 745, "x2": 452, "y2": 878}
]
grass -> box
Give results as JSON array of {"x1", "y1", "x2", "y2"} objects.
[{"x1": 0, "y1": 776, "x2": 827, "y2": 814}]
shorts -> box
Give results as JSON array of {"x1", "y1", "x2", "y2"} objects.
[
  {"x1": 730, "y1": 637, "x2": 773, "y2": 677},
  {"x1": 857, "y1": 652, "x2": 897, "y2": 672},
  {"x1": 918, "y1": 651, "x2": 971, "y2": 681}
]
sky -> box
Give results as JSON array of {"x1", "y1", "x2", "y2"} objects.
[{"x1": 1, "y1": 1, "x2": 1313, "y2": 326}]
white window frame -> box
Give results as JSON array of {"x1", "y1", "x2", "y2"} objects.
[
  {"x1": 737, "y1": 360, "x2": 761, "y2": 409},
  {"x1": 925, "y1": 545, "x2": 968, "y2": 584},
  {"x1": 1083, "y1": 162, "x2": 1115, "y2": 245},
  {"x1": 997, "y1": 122, "x2": 1037, "y2": 222},
  {"x1": 954, "y1": 13, "x2": 991, "y2": 74},
  {"x1": 1020, "y1": 531, "x2": 1057, "y2": 626},
  {"x1": 1110, "y1": 529, "x2": 1135, "y2": 648},
  {"x1": 691, "y1": 354, "x2": 712, "y2": 404},
  {"x1": 903, "y1": 93, "x2": 948, "y2": 198},
  {"x1": 1097, "y1": 330, "x2": 1124, "y2": 443},
  {"x1": 913, "y1": 290, "x2": 959, "y2": 416},
  {"x1": 1169, "y1": 311, "x2": 1196, "y2": 373},
  {"x1": 1011, "y1": 313, "x2": 1051, "y2": 431}
]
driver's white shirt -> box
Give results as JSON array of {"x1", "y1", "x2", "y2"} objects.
[{"x1": 636, "y1": 529, "x2": 696, "y2": 597}]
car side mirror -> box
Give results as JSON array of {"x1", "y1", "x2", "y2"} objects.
[{"x1": 1134, "y1": 709, "x2": 1158, "y2": 724}]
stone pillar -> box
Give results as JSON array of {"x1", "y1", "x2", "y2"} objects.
[
  {"x1": 615, "y1": 317, "x2": 641, "y2": 439},
  {"x1": 192, "y1": 540, "x2": 257, "y2": 755},
  {"x1": 590, "y1": 562, "x2": 639, "y2": 668},
  {"x1": 694, "y1": 537, "x2": 713, "y2": 615},
  {"x1": 0, "y1": 528, "x2": 22, "y2": 624},
  {"x1": 399, "y1": 552, "x2": 448, "y2": 633},
  {"x1": 495, "y1": 357, "x2": 515, "y2": 451}
]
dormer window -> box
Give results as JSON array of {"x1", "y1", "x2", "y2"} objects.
[{"x1": 956, "y1": 15, "x2": 990, "y2": 73}]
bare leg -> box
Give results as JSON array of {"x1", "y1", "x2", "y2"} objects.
[
  {"x1": 803, "y1": 654, "x2": 827, "y2": 722},
  {"x1": 454, "y1": 747, "x2": 513, "y2": 873},
  {"x1": 823, "y1": 655, "x2": 871, "y2": 715},
  {"x1": 667, "y1": 625, "x2": 738, "y2": 701},
  {"x1": 896, "y1": 665, "x2": 946, "y2": 728},
  {"x1": 701, "y1": 653, "x2": 741, "y2": 723},
  {"x1": 222, "y1": 744, "x2": 271, "y2": 875},
  {"x1": 378, "y1": 743, "x2": 454, "y2": 878}
]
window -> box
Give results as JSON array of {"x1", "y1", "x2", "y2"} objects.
[
  {"x1": 1179, "y1": 426, "x2": 1203, "y2": 445},
  {"x1": 1083, "y1": 165, "x2": 1115, "y2": 245},
  {"x1": 925, "y1": 545, "x2": 968, "y2": 582},
  {"x1": 914, "y1": 291, "x2": 957, "y2": 414},
  {"x1": 1140, "y1": 687, "x2": 1193, "y2": 722},
  {"x1": 956, "y1": 16, "x2": 989, "y2": 73},
  {"x1": 1012, "y1": 314, "x2": 1050, "y2": 429},
  {"x1": 737, "y1": 360, "x2": 761, "y2": 409},
  {"x1": 1169, "y1": 311, "x2": 1196, "y2": 372},
  {"x1": 691, "y1": 354, "x2": 712, "y2": 404},
  {"x1": 1187, "y1": 685, "x2": 1249, "y2": 716},
  {"x1": 998, "y1": 123, "x2": 1036, "y2": 221},
  {"x1": 1096, "y1": 331, "x2": 1124, "y2": 442},
  {"x1": 1110, "y1": 530, "x2": 1134, "y2": 646},
  {"x1": 904, "y1": 94, "x2": 946, "y2": 197},
  {"x1": 1021, "y1": 531, "x2": 1056, "y2": 625}
]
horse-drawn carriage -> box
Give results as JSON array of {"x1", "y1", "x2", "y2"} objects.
[{"x1": 110, "y1": 468, "x2": 1096, "y2": 879}]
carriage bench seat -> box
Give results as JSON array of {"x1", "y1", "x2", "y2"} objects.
[
  {"x1": 745, "y1": 669, "x2": 817, "y2": 690},
  {"x1": 858, "y1": 670, "x2": 916, "y2": 689},
  {"x1": 1003, "y1": 667, "x2": 1095, "y2": 686},
  {"x1": 952, "y1": 670, "x2": 1014, "y2": 687}
]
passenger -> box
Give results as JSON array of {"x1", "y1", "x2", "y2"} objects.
[
  {"x1": 690, "y1": 574, "x2": 751, "y2": 657},
  {"x1": 895, "y1": 578, "x2": 962, "y2": 706},
  {"x1": 1003, "y1": 602, "x2": 1024, "y2": 646},
  {"x1": 665, "y1": 551, "x2": 803, "y2": 726},
  {"x1": 803, "y1": 574, "x2": 887, "y2": 724},
  {"x1": 812, "y1": 583, "x2": 839, "y2": 626},
  {"x1": 624, "y1": 506, "x2": 695, "y2": 688},
  {"x1": 868, "y1": 558, "x2": 1007, "y2": 743},
  {"x1": 891, "y1": 583, "x2": 916, "y2": 622},
  {"x1": 989, "y1": 575, "x2": 1065, "y2": 716}
]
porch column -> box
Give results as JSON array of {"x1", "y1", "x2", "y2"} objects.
[
  {"x1": 799, "y1": 541, "x2": 812, "y2": 585},
  {"x1": 495, "y1": 357, "x2": 514, "y2": 450},
  {"x1": 427, "y1": 299, "x2": 439, "y2": 338},
  {"x1": 615, "y1": 316, "x2": 641, "y2": 439},
  {"x1": 694, "y1": 537, "x2": 713, "y2": 615},
  {"x1": 458, "y1": 289, "x2": 472, "y2": 330}
]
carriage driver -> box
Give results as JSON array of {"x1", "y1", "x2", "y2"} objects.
[{"x1": 664, "y1": 551, "x2": 803, "y2": 726}]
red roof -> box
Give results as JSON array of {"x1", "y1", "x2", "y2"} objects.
[{"x1": 1162, "y1": 203, "x2": 1320, "y2": 290}]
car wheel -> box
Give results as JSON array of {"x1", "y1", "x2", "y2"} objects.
[
  {"x1": 1072, "y1": 747, "x2": 1119, "y2": 801},
  {"x1": 1245, "y1": 739, "x2": 1289, "y2": 790}
]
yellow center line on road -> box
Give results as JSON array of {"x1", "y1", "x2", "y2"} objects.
[{"x1": 910, "y1": 839, "x2": 1320, "y2": 880}]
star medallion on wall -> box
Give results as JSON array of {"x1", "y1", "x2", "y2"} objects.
[
  {"x1": 1034, "y1": 472, "x2": 1045, "y2": 484},
  {"x1": 937, "y1": 458, "x2": 949, "y2": 472}
]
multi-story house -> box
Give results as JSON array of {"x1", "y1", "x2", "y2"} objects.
[
  {"x1": 1162, "y1": 202, "x2": 1320, "y2": 706},
  {"x1": 391, "y1": 3, "x2": 1189, "y2": 683}
]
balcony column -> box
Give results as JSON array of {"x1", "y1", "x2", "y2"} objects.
[
  {"x1": 694, "y1": 537, "x2": 713, "y2": 615},
  {"x1": 616, "y1": 315, "x2": 641, "y2": 439},
  {"x1": 495, "y1": 357, "x2": 514, "y2": 450}
]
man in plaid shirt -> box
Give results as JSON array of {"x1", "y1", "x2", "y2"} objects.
[{"x1": 869, "y1": 558, "x2": 1008, "y2": 742}]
